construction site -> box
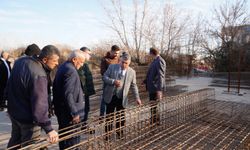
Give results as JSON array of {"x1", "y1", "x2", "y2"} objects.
[
  {"x1": 1, "y1": 65, "x2": 249, "y2": 150},
  {"x1": 1, "y1": 0, "x2": 250, "y2": 149},
  {"x1": 4, "y1": 88, "x2": 250, "y2": 150}
]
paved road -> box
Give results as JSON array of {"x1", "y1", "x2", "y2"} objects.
[{"x1": 176, "y1": 77, "x2": 250, "y2": 104}]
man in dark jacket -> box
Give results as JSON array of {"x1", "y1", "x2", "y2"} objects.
[
  {"x1": 7, "y1": 45, "x2": 60, "y2": 148},
  {"x1": 99, "y1": 45, "x2": 120, "y2": 118},
  {"x1": 53, "y1": 50, "x2": 86, "y2": 150},
  {"x1": 24, "y1": 43, "x2": 41, "y2": 57},
  {"x1": 78, "y1": 47, "x2": 95, "y2": 123},
  {"x1": 143, "y1": 47, "x2": 166, "y2": 125},
  {"x1": 100, "y1": 45, "x2": 120, "y2": 76},
  {"x1": 0, "y1": 51, "x2": 11, "y2": 110}
]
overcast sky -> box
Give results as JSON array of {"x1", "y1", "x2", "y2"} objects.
[{"x1": 0, "y1": 0, "x2": 249, "y2": 50}]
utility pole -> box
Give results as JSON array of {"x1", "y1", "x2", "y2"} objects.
[
  {"x1": 237, "y1": 42, "x2": 244, "y2": 94},
  {"x1": 227, "y1": 46, "x2": 231, "y2": 92}
]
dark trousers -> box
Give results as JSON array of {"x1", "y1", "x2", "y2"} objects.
[
  {"x1": 149, "y1": 92, "x2": 160, "y2": 125},
  {"x1": 100, "y1": 96, "x2": 106, "y2": 117},
  {"x1": 8, "y1": 116, "x2": 41, "y2": 149},
  {"x1": 105, "y1": 95, "x2": 125, "y2": 139},
  {"x1": 83, "y1": 95, "x2": 90, "y2": 122},
  {"x1": 57, "y1": 114, "x2": 80, "y2": 150},
  {"x1": 0, "y1": 90, "x2": 6, "y2": 109},
  {"x1": 100, "y1": 83, "x2": 106, "y2": 117}
]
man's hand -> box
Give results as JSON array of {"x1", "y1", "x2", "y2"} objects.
[
  {"x1": 136, "y1": 99, "x2": 142, "y2": 106},
  {"x1": 47, "y1": 130, "x2": 58, "y2": 144},
  {"x1": 72, "y1": 115, "x2": 80, "y2": 124},
  {"x1": 156, "y1": 91, "x2": 163, "y2": 100},
  {"x1": 114, "y1": 80, "x2": 121, "y2": 87}
]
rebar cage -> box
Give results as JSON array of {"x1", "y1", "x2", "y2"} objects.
[{"x1": 8, "y1": 88, "x2": 250, "y2": 149}]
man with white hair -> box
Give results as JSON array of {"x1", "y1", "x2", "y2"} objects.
[
  {"x1": 53, "y1": 50, "x2": 87, "y2": 149},
  {"x1": 0, "y1": 51, "x2": 11, "y2": 110}
]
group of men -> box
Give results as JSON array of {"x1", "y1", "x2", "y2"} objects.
[{"x1": 0, "y1": 44, "x2": 166, "y2": 149}]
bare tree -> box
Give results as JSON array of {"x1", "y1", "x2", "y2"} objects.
[
  {"x1": 143, "y1": 2, "x2": 190, "y2": 58},
  {"x1": 161, "y1": 3, "x2": 189, "y2": 57},
  {"x1": 201, "y1": 0, "x2": 250, "y2": 92},
  {"x1": 132, "y1": 0, "x2": 147, "y2": 62},
  {"x1": 186, "y1": 15, "x2": 205, "y2": 56},
  {"x1": 101, "y1": 0, "x2": 148, "y2": 63}
]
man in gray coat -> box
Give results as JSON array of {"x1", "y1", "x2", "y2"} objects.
[
  {"x1": 103, "y1": 52, "x2": 142, "y2": 140},
  {"x1": 143, "y1": 47, "x2": 166, "y2": 125}
]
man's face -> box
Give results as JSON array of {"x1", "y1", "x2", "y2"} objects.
[
  {"x1": 110, "y1": 50, "x2": 120, "y2": 59},
  {"x1": 72, "y1": 57, "x2": 85, "y2": 70},
  {"x1": 43, "y1": 54, "x2": 59, "y2": 70},
  {"x1": 120, "y1": 59, "x2": 130, "y2": 70},
  {"x1": 2, "y1": 52, "x2": 9, "y2": 60}
]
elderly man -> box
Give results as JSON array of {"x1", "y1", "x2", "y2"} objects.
[
  {"x1": 0, "y1": 51, "x2": 11, "y2": 110},
  {"x1": 53, "y1": 50, "x2": 87, "y2": 150},
  {"x1": 7, "y1": 45, "x2": 60, "y2": 148},
  {"x1": 103, "y1": 52, "x2": 142, "y2": 140}
]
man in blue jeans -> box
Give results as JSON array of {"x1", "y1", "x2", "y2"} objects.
[{"x1": 100, "y1": 45, "x2": 120, "y2": 120}]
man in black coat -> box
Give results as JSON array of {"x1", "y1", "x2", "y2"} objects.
[
  {"x1": 143, "y1": 47, "x2": 166, "y2": 125},
  {"x1": 53, "y1": 50, "x2": 87, "y2": 150},
  {"x1": 24, "y1": 43, "x2": 41, "y2": 57},
  {"x1": 0, "y1": 51, "x2": 11, "y2": 110},
  {"x1": 78, "y1": 47, "x2": 95, "y2": 124},
  {"x1": 7, "y1": 45, "x2": 60, "y2": 148}
]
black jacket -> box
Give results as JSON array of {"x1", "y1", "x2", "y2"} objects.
[
  {"x1": 78, "y1": 63, "x2": 95, "y2": 96},
  {"x1": 0, "y1": 59, "x2": 11, "y2": 106},
  {"x1": 53, "y1": 61, "x2": 85, "y2": 120},
  {"x1": 7, "y1": 56, "x2": 53, "y2": 133},
  {"x1": 145, "y1": 56, "x2": 166, "y2": 93},
  {"x1": 0, "y1": 59, "x2": 11, "y2": 89}
]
